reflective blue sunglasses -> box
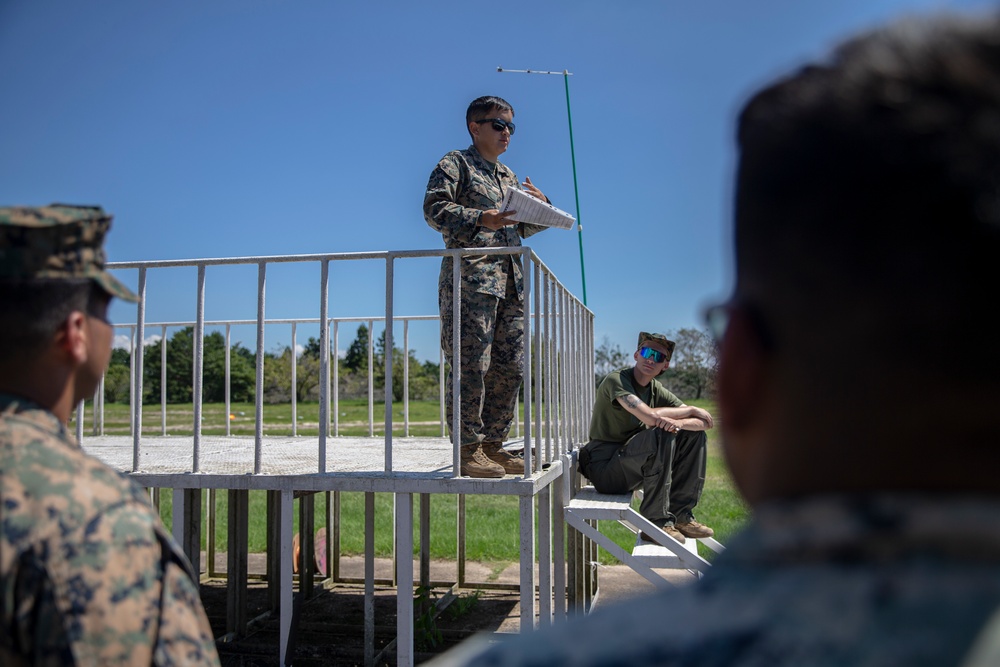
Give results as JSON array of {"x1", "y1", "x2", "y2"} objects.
[{"x1": 638, "y1": 346, "x2": 668, "y2": 363}]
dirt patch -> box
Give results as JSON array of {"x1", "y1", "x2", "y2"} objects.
[{"x1": 199, "y1": 555, "x2": 522, "y2": 666}]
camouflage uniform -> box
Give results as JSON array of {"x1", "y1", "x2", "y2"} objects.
[
  {"x1": 0, "y1": 205, "x2": 220, "y2": 666},
  {"x1": 0, "y1": 397, "x2": 220, "y2": 666},
  {"x1": 473, "y1": 495, "x2": 1000, "y2": 666},
  {"x1": 423, "y1": 146, "x2": 546, "y2": 446},
  {"x1": 0, "y1": 205, "x2": 137, "y2": 300}
]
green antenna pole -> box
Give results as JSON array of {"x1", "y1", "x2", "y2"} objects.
[
  {"x1": 497, "y1": 66, "x2": 588, "y2": 305},
  {"x1": 563, "y1": 70, "x2": 587, "y2": 306}
]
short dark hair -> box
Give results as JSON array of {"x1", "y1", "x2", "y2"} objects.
[
  {"x1": 0, "y1": 279, "x2": 103, "y2": 362},
  {"x1": 733, "y1": 14, "x2": 1000, "y2": 388},
  {"x1": 466, "y1": 95, "x2": 514, "y2": 138}
]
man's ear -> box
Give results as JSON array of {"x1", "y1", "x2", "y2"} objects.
[
  {"x1": 55, "y1": 311, "x2": 89, "y2": 365},
  {"x1": 469, "y1": 120, "x2": 481, "y2": 142}
]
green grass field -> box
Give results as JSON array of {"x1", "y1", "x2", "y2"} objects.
[{"x1": 79, "y1": 399, "x2": 750, "y2": 567}]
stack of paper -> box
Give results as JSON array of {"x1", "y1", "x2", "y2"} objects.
[{"x1": 499, "y1": 188, "x2": 576, "y2": 230}]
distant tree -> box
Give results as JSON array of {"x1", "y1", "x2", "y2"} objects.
[
  {"x1": 334, "y1": 325, "x2": 440, "y2": 401},
  {"x1": 375, "y1": 329, "x2": 439, "y2": 402},
  {"x1": 262, "y1": 348, "x2": 292, "y2": 404},
  {"x1": 202, "y1": 332, "x2": 255, "y2": 403},
  {"x1": 343, "y1": 324, "x2": 370, "y2": 372},
  {"x1": 110, "y1": 347, "x2": 131, "y2": 367},
  {"x1": 594, "y1": 335, "x2": 630, "y2": 387},
  {"x1": 659, "y1": 327, "x2": 717, "y2": 400},
  {"x1": 142, "y1": 327, "x2": 254, "y2": 404},
  {"x1": 103, "y1": 363, "x2": 131, "y2": 403}
]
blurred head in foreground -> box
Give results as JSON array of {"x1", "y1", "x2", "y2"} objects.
[{"x1": 715, "y1": 13, "x2": 1000, "y2": 505}]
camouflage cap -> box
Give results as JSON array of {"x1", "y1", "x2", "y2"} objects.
[
  {"x1": 0, "y1": 204, "x2": 138, "y2": 302},
  {"x1": 637, "y1": 331, "x2": 676, "y2": 360}
]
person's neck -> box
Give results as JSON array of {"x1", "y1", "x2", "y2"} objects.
[
  {"x1": 0, "y1": 362, "x2": 77, "y2": 424},
  {"x1": 631, "y1": 366, "x2": 655, "y2": 388},
  {"x1": 472, "y1": 142, "x2": 499, "y2": 165}
]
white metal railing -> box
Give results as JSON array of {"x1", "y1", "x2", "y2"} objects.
[
  {"x1": 101, "y1": 314, "x2": 443, "y2": 440},
  {"x1": 78, "y1": 247, "x2": 593, "y2": 478}
]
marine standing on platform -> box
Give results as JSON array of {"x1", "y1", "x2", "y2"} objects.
[
  {"x1": 424, "y1": 96, "x2": 552, "y2": 478},
  {"x1": 0, "y1": 205, "x2": 220, "y2": 666}
]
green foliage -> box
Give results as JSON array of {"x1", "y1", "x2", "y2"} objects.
[
  {"x1": 413, "y1": 586, "x2": 444, "y2": 651},
  {"x1": 445, "y1": 589, "x2": 481, "y2": 620},
  {"x1": 140, "y1": 328, "x2": 254, "y2": 405},
  {"x1": 658, "y1": 327, "x2": 717, "y2": 401},
  {"x1": 594, "y1": 336, "x2": 629, "y2": 387},
  {"x1": 103, "y1": 363, "x2": 131, "y2": 403},
  {"x1": 110, "y1": 347, "x2": 131, "y2": 366},
  {"x1": 343, "y1": 323, "x2": 369, "y2": 372}
]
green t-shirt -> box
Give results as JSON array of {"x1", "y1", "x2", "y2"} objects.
[{"x1": 588, "y1": 367, "x2": 683, "y2": 443}]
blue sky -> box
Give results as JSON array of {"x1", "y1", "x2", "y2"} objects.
[{"x1": 2, "y1": 0, "x2": 994, "y2": 361}]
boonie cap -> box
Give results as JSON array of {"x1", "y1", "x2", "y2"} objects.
[
  {"x1": 0, "y1": 204, "x2": 138, "y2": 302},
  {"x1": 637, "y1": 331, "x2": 676, "y2": 360}
]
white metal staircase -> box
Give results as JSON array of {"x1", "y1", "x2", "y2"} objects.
[{"x1": 564, "y1": 486, "x2": 725, "y2": 591}]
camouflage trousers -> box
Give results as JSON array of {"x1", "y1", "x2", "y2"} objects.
[{"x1": 439, "y1": 280, "x2": 524, "y2": 446}]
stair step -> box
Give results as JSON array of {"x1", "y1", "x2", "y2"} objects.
[{"x1": 566, "y1": 486, "x2": 632, "y2": 519}]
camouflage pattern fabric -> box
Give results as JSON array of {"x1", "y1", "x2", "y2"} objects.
[
  {"x1": 439, "y1": 276, "x2": 524, "y2": 446},
  {"x1": 423, "y1": 145, "x2": 546, "y2": 300},
  {"x1": 472, "y1": 494, "x2": 1000, "y2": 666},
  {"x1": 0, "y1": 204, "x2": 138, "y2": 302},
  {"x1": 0, "y1": 395, "x2": 220, "y2": 666},
  {"x1": 425, "y1": 145, "x2": 545, "y2": 446}
]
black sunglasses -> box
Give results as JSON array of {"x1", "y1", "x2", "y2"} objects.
[
  {"x1": 474, "y1": 118, "x2": 516, "y2": 136},
  {"x1": 703, "y1": 299, "x2": 774, "y2": 351}
]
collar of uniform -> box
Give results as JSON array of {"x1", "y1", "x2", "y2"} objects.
[
  {"x1": 0, "y1": 392, "x2": 75, "y2": 446},
  {"x1": 466, "y1": 144, "x2": 508, "y2": 176}
]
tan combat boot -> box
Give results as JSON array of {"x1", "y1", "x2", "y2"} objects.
[
  {"x1": 481, "y1": 441, "x2": 524, "y2": 475},
  {"x1": 483, "y1": 442, "x2": 524, "y2": 475},
  {"x1": 460, "y1": 444, "x2": 505, "y2": 478},
  {"x1": 675, "y1": 519, "x2": 714, "y2": 539}
]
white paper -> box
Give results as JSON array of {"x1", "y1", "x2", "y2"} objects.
[{"x1": 499, "y1": 187, "x2": 576, "y2": 230}]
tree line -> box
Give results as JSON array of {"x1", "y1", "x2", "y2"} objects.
[{"x1": 102, "y1": 324, "x2": 719, "y2": 406}]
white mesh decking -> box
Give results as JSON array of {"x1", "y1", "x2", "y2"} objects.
[{"x1": 83, "y1": 435, "x2": 463, "y2": 477}]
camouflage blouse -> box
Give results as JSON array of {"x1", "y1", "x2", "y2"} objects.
[
  {"x1": 0, "y1": 395, "x2": 219, "y2": 666},
  {"x1": 423, "y1": 145, "x2": 546, "y2": 300}
]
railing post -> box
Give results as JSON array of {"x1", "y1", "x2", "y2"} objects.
[
  {"x1": 403, "y1": 319, "x2": 410, "y2": 438},
  {"x1": 533, "y1": 257, "x2": 542, "y2": 471},
  {"x1": 451, "y1": 251, "x2": 462, "y2": 477},
  {"x1": 132, "y1": 267, "x2": 146, "y2": 470},
  {"x1": 128, "y1": 325, "x2": 135, "y2": 437},
  {"x1": 291, "y1": 322, "x2": 298, "y2": 437},
  {"x1": 225, "y1": 324, "x2": 231, "y2": 437},
  {"x1": 254, "y1": 261, "x2": 266, "y2": 475},
  {"x1": 161, "y1": 324, "x2": 167, "y2": 436},
  {"x1": 193, "y1": 264, "x2": 206, "y2": 473},
  {"x1": 319, "y1": 260, "x2": 329, "y2": 472},
  {"x1": 522, "y1": 248, "x2": 533, "y2": 476},
  {"x1": 333, "y1": 320, "x2": 339, "y2": 438},
  {"x1": 366, "y1": 318, "x2": 374, "y2": 438},
  {"x1": 384, "y1": 255, "x2": 394, "y2": 472}
]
